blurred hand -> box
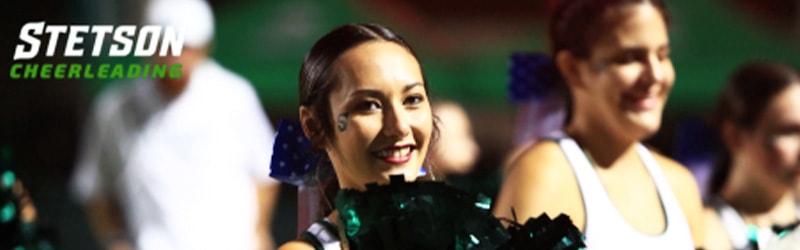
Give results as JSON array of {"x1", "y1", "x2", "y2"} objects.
[{"x1": 256, "y1": 232, "x2": 275, "y2": 250}]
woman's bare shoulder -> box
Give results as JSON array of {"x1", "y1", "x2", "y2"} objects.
[
  {"x1": 277, "y1": 240, "x2": 316, "y2": 250},
  {"x1": 495, "y1": 140, "x2": 584, "y2": 229},
  {"x1": 649, "y1": 151, "x2": 698, "y2": 189},
  {"x1": 508, "y1": 140, "x2": 570, "y2": 175}
]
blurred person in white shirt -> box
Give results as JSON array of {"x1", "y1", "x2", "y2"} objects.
[{"x1": 71, "y1": 0, "x2": 279, "y2": 249}]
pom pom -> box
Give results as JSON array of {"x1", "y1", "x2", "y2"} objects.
[
  {"x1": 498, "y1": 209, "x2": 586, "y2": 250},
  {"x1": 335, "y1": 176, "x2": 510, "y2": 249}
]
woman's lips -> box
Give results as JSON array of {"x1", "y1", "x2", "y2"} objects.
[
  {"x1": 624, "y1": 93, "x2": 658, "y2": 111},
  {"x1": 373, "y1": 145, "x2": 413, "y2": 164}
]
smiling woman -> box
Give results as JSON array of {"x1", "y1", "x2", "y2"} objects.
[
  {"x1": 494, "y1": 0, "x2": 705, "y2": 249},
  {"x1": 296, "y1": 24, "x2": 435, "y2": 192},
  {"x1": 276, "y1": 23, "x2": 584, "y2": 250},
  {"x1": 278, "y1": 23, "x2": 439, "y2": 250},
  {"x1": 322, "y1": 41, "x2": 432, "y2": 190}
]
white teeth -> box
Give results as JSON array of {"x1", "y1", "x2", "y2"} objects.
[{"x1": 377, "y1": 146, "x2": 411, "y2": 158}]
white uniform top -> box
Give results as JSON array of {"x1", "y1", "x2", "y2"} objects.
[
  {"x1": 558, "y1": 138, "x2": 694, "y2": 249},
  {"x1": 72, "y1": 59, "x2": 276, "y2": 250}
]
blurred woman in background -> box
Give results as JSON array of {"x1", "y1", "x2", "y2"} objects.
[
  {"x1": 704, "y1": 62, "x2": 800, "y2": 250},
  {"x1": 493, "y1": 0, "x2": 705, "y2": 248}
]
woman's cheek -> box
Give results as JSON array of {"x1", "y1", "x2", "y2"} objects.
[{"x1": 409, "y1": 110, "x2": 433, "y2": 136}]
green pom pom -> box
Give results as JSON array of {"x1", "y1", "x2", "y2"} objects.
[
  {"x1": 38, "y1": 241, "x2": 55, "y2": 250},
  {"x1": 2, "y1": 170, "x2": 16, "y2": 189},
  {"x1": 334, "y1": 176, "x2": 510, "y2": 249},
  {"x1": 2, "y1": 201, "x2": 17, "y2": 223}
]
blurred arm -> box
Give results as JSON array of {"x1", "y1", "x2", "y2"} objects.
[
  {"x1": 256, "y1": 182, "x2": 280, "y2": 250},
  {"x1": 86, "y1": 195, "x2": 134, "y2": 250},
  {"x1": 72, "y1": 91, "x2": 133, "y2": 250}
]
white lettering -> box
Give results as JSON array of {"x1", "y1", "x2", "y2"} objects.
[
  {"x1": 90, "y1": 25, "x2": 113, "y2": 56},
  {"x1": 160, "y1": 26, "x2": 184, "y2": 56},
  {"x1": 109, "y1": 25, "x2": 135, "y2": 57},
  {"x1": 13, "y1": 24, "x2": 185, "y2": 58},
  {"x1": 44, "y1": 25, "x2": 67, "y2": 57},
  {"x1": 13, "y1": 21, "x2": 45, "y2": 60},
  {"x1": 134, "y1": 25, "x2": 160, "y2": 57},
  {"x1": 65, "y1": 25, "x2": 89, "y2": 57}
]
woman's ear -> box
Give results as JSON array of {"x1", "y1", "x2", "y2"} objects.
[
  {"x1": 299, "y1": 106, "x2": 317, "y2": 141},
  {"x1": 555, "y1": 51, "x2": 584, "y2": 90},
  {"x1": 721, "y1": 120, "x2": 742, "y2": 154}
]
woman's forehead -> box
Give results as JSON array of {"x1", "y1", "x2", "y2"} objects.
[
  {"x1": 332, "y1": 41, "x2": 424, "y2": 92},
  {"x1": 594, "y1": 4, "x2": 669, "y2": 51},
  {"x1": 760, "y1": 84, "x2": 800, "y2": 128}
]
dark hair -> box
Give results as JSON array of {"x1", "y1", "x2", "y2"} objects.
[
  {"x1": 708, "y1": 61, "x2": 800, "y2": 195},
  {"x1": 547, "y1": 0, "x2": 670, "y2": 124},
  {"x1": 549, "y1": 0, "x2": 670, "y2": 58},
  {"x1": 299, "y1": 23, "x2": 438, "y2": 215}
]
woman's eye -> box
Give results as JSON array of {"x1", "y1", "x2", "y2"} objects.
[
  {"x1": 658, "y1": 50, "x2": 671, "y2": 61},
  {"x1": 359, "y1": 101, "x2": 381, "y2": 111},
  {"x1": 404, "y1": 95, "x2": 424, "y2": 105},
  {"x1": 612, "y1": 53, "x2": 639, "y2": 64}
]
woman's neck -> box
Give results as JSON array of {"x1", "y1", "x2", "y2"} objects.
[
  {"x1": 722, "y1": 166, "x2": 796, "y2": 226},
  {"x1": 731, "y1": 192, "x2": 796, "y2": 228},
  {"x1": 565, "y1": 121, "x2": 639, "y2": 168}
]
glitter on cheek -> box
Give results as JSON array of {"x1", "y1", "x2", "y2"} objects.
[{"x1": 338, "y1": 113, "x2": 349, "y2": 132}]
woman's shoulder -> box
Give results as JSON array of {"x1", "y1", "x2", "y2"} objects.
[
  {"x1": 277, "y1": 240, "x2": 316, "y2": 250},
  {"x1": 508, "y1": 140, "x2": 570, "y2": 174},
  {"x1": 505, "y1": 140, "x2": 577, "y2": 189},
  {"x1": 647, "y1": 149, "x2": 702, "y2": 203},
  {"x1": 648, "y1": 149, "x2": 698, "y2": 189},
  {"x1": 702, "y1": 206, "x2": 733, "y2": 250},
  {"x1": 495, "y1": 140, "x2": 584, "y2": 228}
]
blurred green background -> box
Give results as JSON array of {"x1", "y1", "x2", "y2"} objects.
[{"x1": 207, "y1": 0, "x2": 800, "y2": 114}]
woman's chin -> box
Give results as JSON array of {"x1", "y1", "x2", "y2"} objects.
[{"x1": 624, "y1": 111, "x2": 662, "y2": 138}]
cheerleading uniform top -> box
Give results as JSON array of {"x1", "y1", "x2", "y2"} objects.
[{"x1": 558, "y1": 137, "x2": 694, "y2": 249}]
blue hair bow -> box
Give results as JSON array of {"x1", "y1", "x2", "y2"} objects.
[
  {"x1": 508, "y1": 52, "x2": 557, "y2": 103},
  {"x1": 269, "y1": 120, "x2": 324, "y2": 186}
]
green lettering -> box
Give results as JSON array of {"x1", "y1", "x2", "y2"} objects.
[
  {"x1": 142, "y1": 64, "x2": 150, "y2": 78},
  {"x1": 54, "y1": 64, "x2": 67, "y2": 79},
  {"x1": 169, "y1": 64, "x2": 182, "y2": 79},
  {"x1": 127, "y1": 64, "x2": 141, "y2": 78},
  {"x1": 23, "y1": 64, "x2": 38, "y2": 79},
  {"x1": 98, "y1": 64, "x2": 110, "y2": 79},
  {"x1": 110, "y1": 64, "x2": 125, "y2": 79},
  {"x1": 40, "y1": 64, "x2": 52, "y2": 79},
  {"x1": 152, "y1": 64, "x2": 166, "y2": 78},
  {"x1": 10, "y1": 64, "x2": 22, "y2": 79},
  {"x1": 84, "y1": 64, "x2": 94, "y2": 79},
  {"x1": 69, "y1": 64, "x2": 82, "y2": 79}
]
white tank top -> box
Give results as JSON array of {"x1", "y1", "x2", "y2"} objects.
[{"x1": 558, "y1": 138, "x2": 695, "y2": 249}]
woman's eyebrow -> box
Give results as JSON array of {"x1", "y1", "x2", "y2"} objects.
[{"x1": 404, "y1": 82, "x2": 423, "y2": 92}]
